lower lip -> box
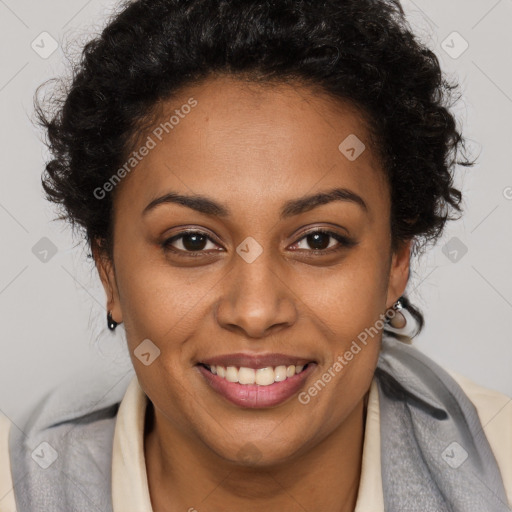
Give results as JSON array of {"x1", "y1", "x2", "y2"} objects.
[{"x1": 197, "y1": 364, "x2": 316, "y2": 409}]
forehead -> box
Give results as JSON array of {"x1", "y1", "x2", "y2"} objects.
[{"x1": 114, "y1": 75, "x2": 388, "y2": 216}]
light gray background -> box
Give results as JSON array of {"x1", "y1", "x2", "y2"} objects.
[{"x1": 0, "y1": 0, "x2": 511, "y2": 426}]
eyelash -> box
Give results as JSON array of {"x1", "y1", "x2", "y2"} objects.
[{"x1": 160, "y1": 229, "x2": 356, "y2": 258}]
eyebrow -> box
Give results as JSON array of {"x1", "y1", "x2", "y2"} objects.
[{"x1": 142, "y1": 187, "x2": 368, "y2": 219}]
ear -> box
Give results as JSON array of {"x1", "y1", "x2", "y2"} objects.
[
  {"x1": 385, "y1": 238, "x2": 412, "y2": 309},
  {"x1": 92, "y1": 237, "x2": 123, "y2": 324}
]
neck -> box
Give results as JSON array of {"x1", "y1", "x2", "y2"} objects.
[{"x1": 144, "y1": 394, "x2": 368, "y2": 512}]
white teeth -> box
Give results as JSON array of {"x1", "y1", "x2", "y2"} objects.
[
  {"x1": 286, "y1": 365, "x2": 296, "y2": 377},
  {"x1": 226, "y1": 366, "x2": 238, "y2": 383},
  {"x1": 238, "y1": 367, "x2": 255, "y2": 385},
  {"x1": 274, "y1": 365, "x2": 287, "y2": 382},
  {"x1": 206, "y1": 363, "x2": 308, "y2": 385},
  {"x1": 255, "y1": 367, "x2": 275, "y2": 386}
]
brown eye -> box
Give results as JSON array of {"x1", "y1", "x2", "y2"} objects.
[
  {"x1": 291, "y1": 229, "x2": 356, "y2": 253},
  {"x1": 305, "y1": 232, "x2": 332, "y2": 250},
  {"x1": 180, "y1": 233, "x2": 208, "y2": 251},
  {"x1": 161, "y1": 230, "x2": 221, "y2": 254}
]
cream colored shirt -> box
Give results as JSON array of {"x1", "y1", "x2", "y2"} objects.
[{"x1": 1, "y1": 370, "x2": 511, "y2": 511}]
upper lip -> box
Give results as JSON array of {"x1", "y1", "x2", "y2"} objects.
[{"x1": 199, "y1": 352, "x2": 316, "y2": 369}]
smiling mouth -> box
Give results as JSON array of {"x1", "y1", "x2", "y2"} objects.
[{"x1": 197, "y1": 363, "x2": 311, "y2": 386}]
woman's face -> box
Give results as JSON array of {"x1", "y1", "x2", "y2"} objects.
[{"x1": 96, "y1": 75, "x2": 410, "y2": 465}]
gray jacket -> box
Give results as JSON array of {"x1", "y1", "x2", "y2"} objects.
[{"x1": 8, "y1": 336, "x2": 511, "y2": 511}]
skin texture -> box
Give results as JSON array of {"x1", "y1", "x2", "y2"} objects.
[{"x1": 94, "y1": 75, "x2": 411, "y2": 512}]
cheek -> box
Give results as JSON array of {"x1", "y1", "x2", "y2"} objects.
[
  {"x1": 115, "y1": 245, "x2": 216, "y2": 345},
  {"x1": 293, "y1": 269, "x2": 386, "y2": 442},
  {"x1": 297, "y1": 247, "x2": 390, "y2": 341},
  {"x1": 292, "y1": 244, "x2": 389, "y2": 406},
  {"x1": 115, "y1": 254, "x2": 208, "y2": 429}
]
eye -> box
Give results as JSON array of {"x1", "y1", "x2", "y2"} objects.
[
  {"x1": 161, "y1": 230, "x2": 222, "y2": 255},
  {"x1": 289, "y1": 229, "x2": 356, "y2": 253},
  {"x1": 161, "y1": 228, "x2": 356, "y2": 258}
]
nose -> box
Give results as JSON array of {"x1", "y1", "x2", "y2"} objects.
[{"x1": 214, "y1": 249, "x2": 298, "y2": 339}]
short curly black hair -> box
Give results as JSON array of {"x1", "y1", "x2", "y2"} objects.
[{"x1": 34, "y1": 0, "x2": 475, "y2": 334}]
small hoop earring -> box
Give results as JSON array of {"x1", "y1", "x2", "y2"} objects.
[
  {"x1": 107, "y1": 310, "x2": 118, "y2": 331},
  {"x1": 388, "y1": 298, "x2": 406, "y2": 329}
]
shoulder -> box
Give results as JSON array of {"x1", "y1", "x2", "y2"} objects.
[
  {"x1": 0, "y1": 370, "x2": 134, "y2": 511},
  {"x1": 447, "y1": 369, "x2": 512, "y2": 507}
]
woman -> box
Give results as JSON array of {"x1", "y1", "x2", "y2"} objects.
[{"x1": 1, "y1": 0, "x2": 510, "y2": 510}]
